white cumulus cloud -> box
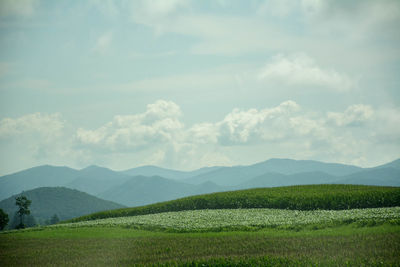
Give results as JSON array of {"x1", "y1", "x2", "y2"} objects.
[
  {"x1": 258, "y1": 54, "x2": 354, "y2": 91},
  {"x1": 75, "y1": 100, "x2": 183, "y2": 151},
  {"x1": 217, "y1": 100, "x2": 300, "y2": 145}
]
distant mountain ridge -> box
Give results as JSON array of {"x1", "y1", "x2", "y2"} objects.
[
  {"x1": 66, "y1": 165, "x2": 131, "y2": 196},
  {"x1": 253, "y1": 158, "x2": 363, "y2": 175},
  {"x1": 121, "y1": 165, "x2": 222, "y2": 180},
  {"x1": 237, "y1": 171, "x2": 337, "y2": 189},
  {"x1": 183, "y1": 158, "x2": 363, "y2": 186},
  {"x1": 0, "y1": 165, "x2": 80, "y2": 201},
  {"x1": 0, "y1": 158, "x2": 399, "y2": 208},
  {"x1": 371, "y1": 159, "x2": 400, "y2": 170},
  {"x1": 335, "y1": 167, "x2": 400, "y2": 186},
  {"x1": 98, "y1": 175, "x2": 193, "y2": 207},
  {"x1": 122, "y1": 166, "x2": 189, "y2": 180}
]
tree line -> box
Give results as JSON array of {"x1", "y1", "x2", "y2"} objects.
[{"x1": 0, "y1": 195, "x2": 60, "y2": 230}]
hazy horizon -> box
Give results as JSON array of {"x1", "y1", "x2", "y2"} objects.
[
  {"x1": 2, "y1": 155, "x2": 399, "y2": 178},
  {"x1": 1, "y1": 0, "x2": 399, "y2": 175}
]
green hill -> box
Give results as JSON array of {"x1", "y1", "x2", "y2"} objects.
[
  {"x1": 0, "y1": 187, "x2": 125, "y2": 225},
  {"x1": 70, "y1": 184, "x2": 400, "y2": 223}
]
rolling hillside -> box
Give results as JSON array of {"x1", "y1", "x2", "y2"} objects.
[
  {"x1": 70, "y1": 184, "x2": 400, "y2": 222},
  {"x1": 0, "y1": 187, "x2": 125, "y2": 224},
  {"x1": 1, "y1": 158, "x2": 399, "y2": 207}
]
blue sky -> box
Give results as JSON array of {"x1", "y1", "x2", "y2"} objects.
[{"x1": 0, "y1": 0, "x2": 399, "y2": 175}]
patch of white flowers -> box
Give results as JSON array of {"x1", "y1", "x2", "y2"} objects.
[{"x1": 52, "y1": 207, "x2": 400, "y2": 231}]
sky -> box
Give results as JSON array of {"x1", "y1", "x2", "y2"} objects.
[{"x1": 0, "y1": 0, "x2": 399, "y2": 175}]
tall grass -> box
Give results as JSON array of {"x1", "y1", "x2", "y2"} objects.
[{"x1": 1, "y1": 225, "x2": 400, "y2": 266}]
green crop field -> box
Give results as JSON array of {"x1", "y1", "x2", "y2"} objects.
[
  {"x1": 70, "y1": 184, "x2": 400, "y2": 222},
  {"x1": 1, "y1": 185, "x2": 400, "y2": 266},
  {"x1": 57, "y1": 207, "x2": 400, "y2": 232}
]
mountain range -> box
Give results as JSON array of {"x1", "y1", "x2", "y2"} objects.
[{"x1": 1, "y1": 158, "x2": 399, "y2": 208}]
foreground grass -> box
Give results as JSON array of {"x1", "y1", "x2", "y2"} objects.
[
  {"x1": 70, "y1": 185, "x2": 400, "y2": 222},
  {"x1": 1, "y1": 224, "x2": 399, "y2": 266}
]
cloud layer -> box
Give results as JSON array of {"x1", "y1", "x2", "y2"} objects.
[
  {"x1": 1, "y1": 100, "x2": 399, "y2": 173},
  {"x1": 76, "y1": 100, "x2": 183, "y2": 151}
]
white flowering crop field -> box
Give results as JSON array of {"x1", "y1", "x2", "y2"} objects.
[{"x1": 53, "y1": 207, "x2": 400, "y2": 232}]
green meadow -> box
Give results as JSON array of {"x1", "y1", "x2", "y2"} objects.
[
  {"x1": 1, "y1": 224, "x2": 399, "y2": 266},
  {"x1": 1, "y1": 185, "x2": 400, "y2": 266}
]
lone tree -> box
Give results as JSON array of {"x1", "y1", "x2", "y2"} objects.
[
  {"x1": 15, "y1": 196, "x2": 31, "y2": 229},
  {"x1": 0, "y1": 208, "x2": 9, "y2": 230}
]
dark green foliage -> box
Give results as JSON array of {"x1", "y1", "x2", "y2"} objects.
[
  {"x1": 70, "y1": 184, "x2": 400, "y2": 223},
  {"x1": 15, "y1": 196, "x2": 31, "y2": 216},
  {"x1": 0, "y1": 208, "x2": 8, "y2": 230},
  {"x1": 9, "y1": 212, "x2": 19, "y2": 229},
  {"x1": 9, "y1": 212, "x2": 36, "y2": 229},
  {"x1": 15, "y1": 195, "x2": 31, "y2": 229},
  {"x1": 24, "y1": 214, "x2": 37, "y2": 228}
]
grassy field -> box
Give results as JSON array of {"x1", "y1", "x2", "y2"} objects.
[
  {"x1": 70, "y1": 184, "x2": 400, "y2": 222},
  {"x1": 1, "y1": 224, "x2": 399, "y2": 266},
  {"x1": 1, "y1": 185, "x2": 400, "y2": 266}
]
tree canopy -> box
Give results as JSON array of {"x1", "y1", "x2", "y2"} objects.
[
  {"x1": 15, "y1": 196, "x2": 31, "y2": 229},
  {"x1": 0, "y1": 208, "x2": 9, "y2": 230}
]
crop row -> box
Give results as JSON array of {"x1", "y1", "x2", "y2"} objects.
[
  {"x1": 56, "y1": 207, "x2": 400, "y2": 232},
  {"x1": 69, "y1": 185, "x2": 400, "y2": 222}
]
